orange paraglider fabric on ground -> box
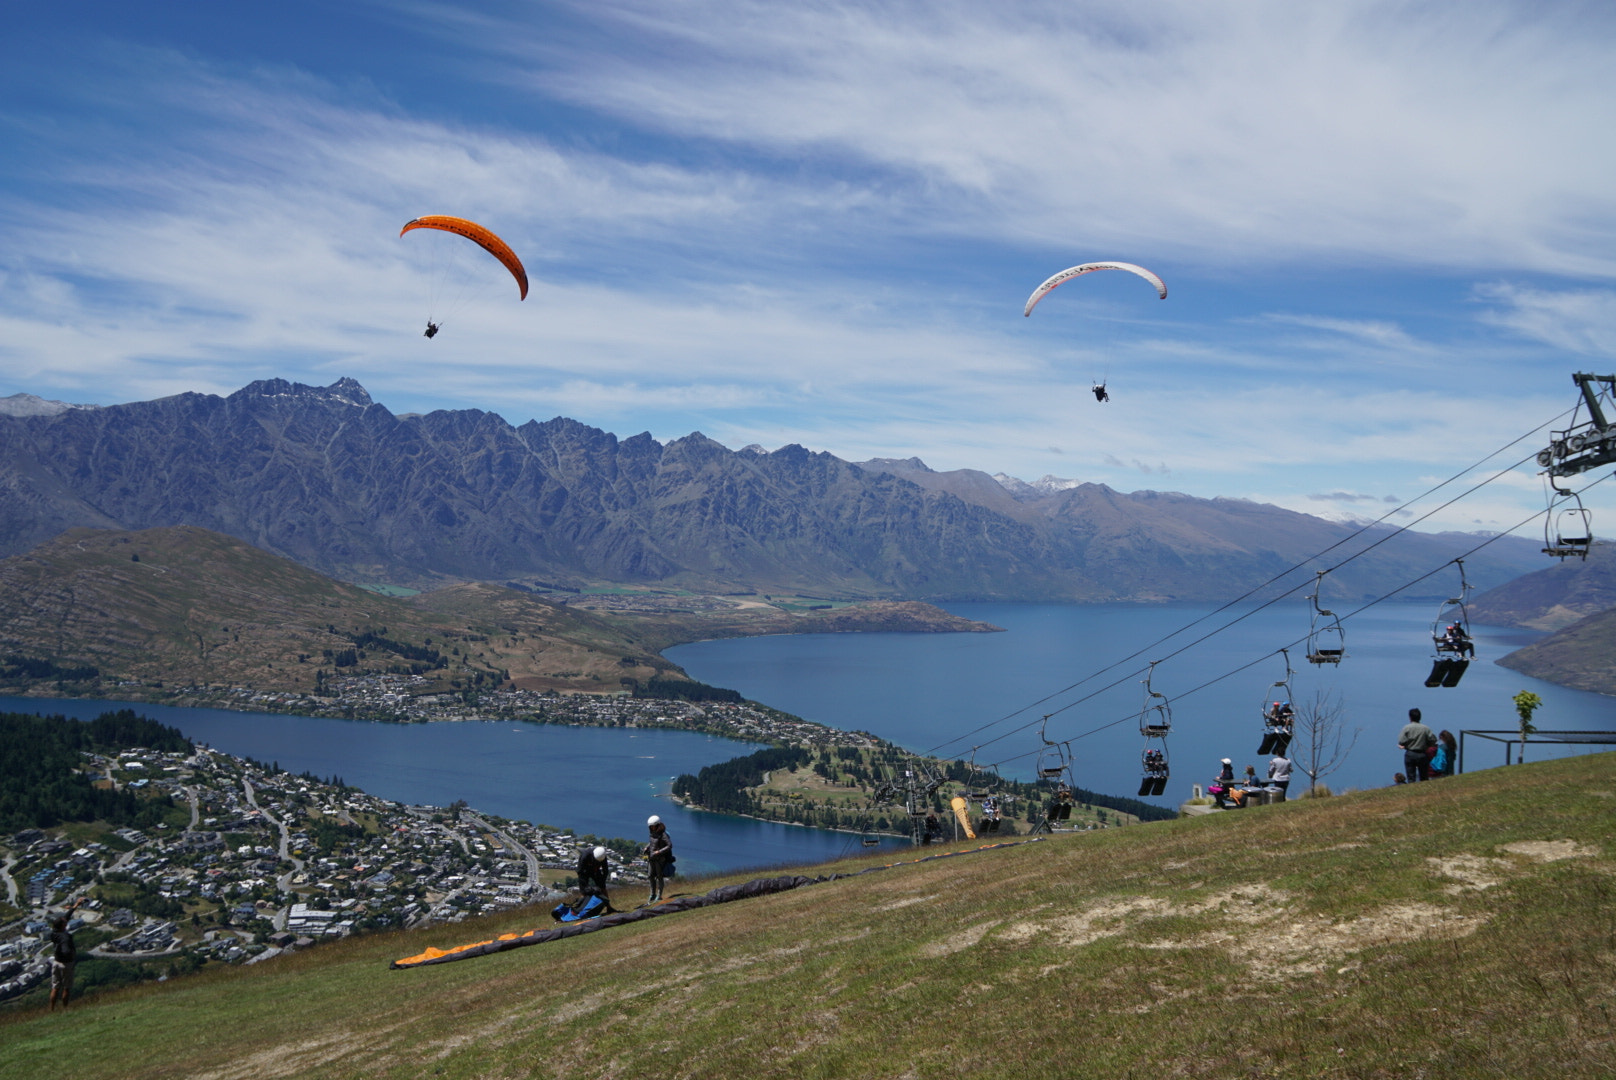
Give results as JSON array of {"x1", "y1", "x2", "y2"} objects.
[{"x1": 391, "y1": 838, "x2": 1042, "y2": 970}]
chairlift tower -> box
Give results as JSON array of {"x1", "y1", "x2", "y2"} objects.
[
  {"x1": 871, "y1": 759, "x2": 945, "y2": 846},
  {"x1": 1536, "y1": 373, "x2": 1616, "y2": 559},
  {"x1": 1538, "y1": 374, "x2": 1616, "y2": 478}
]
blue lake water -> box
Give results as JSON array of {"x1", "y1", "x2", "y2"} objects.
[
  {"x1": 9, "y1": 602, "x2": 1613, "y2": 869},
  {"x1": 0, "y1": 697, "x2": 907, "y2": 876},
  {"x1": 668, "y1": 602, "x2": 1616, "y2": 799}
]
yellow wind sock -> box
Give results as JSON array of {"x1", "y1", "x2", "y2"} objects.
[{"x1": 950, "y1": 795, "x2": 976, "y2": 839}]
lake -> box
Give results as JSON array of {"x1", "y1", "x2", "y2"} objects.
[
  {"x1": 9, "y1": 602, "x2": 1612, "y2": 862},
  {"x1": 0, "y1": 696, "x2": 907, "y2": 875},
  {"x1": 667, "y1": 601, "x2": 1616, "y2": 799}
]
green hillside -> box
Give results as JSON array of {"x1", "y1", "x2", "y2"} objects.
[{"x1": 5, "y1": 754, "x2": 1614, "y2": 1079}]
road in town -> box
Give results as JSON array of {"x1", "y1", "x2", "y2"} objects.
[
  {"x1": 242, "y1": 777, "x2": 305, "y2": 928},
  {"x1": 462, "y1": 811, "x2": 540, "y2": 892}
]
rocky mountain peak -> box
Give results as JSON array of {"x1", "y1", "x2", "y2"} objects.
[
  {"x1": 0, "y1": 393, "x2": 99, "y2": 418},
  {"x1": 229, "y1": 377, "x2": 375, "y2": 409}
]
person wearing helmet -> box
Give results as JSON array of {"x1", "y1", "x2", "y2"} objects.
[
  {"x1": 644, "y1": 815, "x2": 673, "y2": 903},
  {"x1": 1210, "y1": 757, "x2": 1237, "y2": 808},
  {"x1": 577, "y1": 844, "x2": 611, "y2": 903}
]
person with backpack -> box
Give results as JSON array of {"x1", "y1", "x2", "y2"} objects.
[
  {"x1": 48, "y1": 899, "x2": 81, "y2": 1011},
  {"x1": 644, "y1": 815, "x2": 674, "y2": 903},
  {"x1": 1431, "y1": 730, "x2": 1458, "y2": 777}
]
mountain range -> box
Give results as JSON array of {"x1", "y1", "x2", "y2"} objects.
[{"x1": 0, "y1": 377, "x2": 1542, "y2": 602}]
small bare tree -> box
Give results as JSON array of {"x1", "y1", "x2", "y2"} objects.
[{"x1": 1291, "y1": 690, "x2": 1361, "y2": 795}]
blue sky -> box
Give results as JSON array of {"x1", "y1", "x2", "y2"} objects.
[{"x1": 3, "y1": 1, "x2": 1614, "y2": 534}]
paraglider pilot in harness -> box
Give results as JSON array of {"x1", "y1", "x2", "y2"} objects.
[
  {"x1": 1092, "y1": 382, "x2": 1109, "y2": 403},
  {"x1": 424, "y1": 321, "x2": 440, "y2": 339}
]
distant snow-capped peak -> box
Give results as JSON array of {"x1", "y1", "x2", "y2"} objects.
[
  {"x1": 0, "y1": 393, "x2": 99, "y2": 417},
  {"x1": 992, "y1": 472, "x2": 1084, "y2": 496}
]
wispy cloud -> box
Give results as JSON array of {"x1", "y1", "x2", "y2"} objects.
[
  {"x1": 1475, "y1": 283, "x2": 1616, "y2": 357},
  {"x1": 1308, "y1": 491, "x2": 1398, "y2": 504},
  {"x1": 1261, "y1": 315, "x2": 1421, "y2": 351},
  {"x1": 437, "y1": 0, "x2": 1616, "y2": 275}
]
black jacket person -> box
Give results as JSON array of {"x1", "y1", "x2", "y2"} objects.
[{"x1": 577, "y1": 845, "x2": 610, "y2": 898}]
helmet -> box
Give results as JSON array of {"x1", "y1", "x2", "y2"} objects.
[
  {"x1": 1221, "y1": 758, "x2": 1232, "y2": 764},
  {"x1": 592, "y1": 846, "x2": 607, "y2": 861},
  {"x1": 647, "y1": 815, "x2": 662, "y2": 827}
]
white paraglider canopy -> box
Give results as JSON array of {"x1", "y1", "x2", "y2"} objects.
[{"x1": 1023, "y1": 261, "x2": 1167, "y2": 317}]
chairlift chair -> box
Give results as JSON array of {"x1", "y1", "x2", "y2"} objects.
[
  {"x1": 962, "y1": 747, "x2": 1006, "y2": 833},
  {"x1": 1135, "y1": 662, "x2": 1173, "y2": 796},
  {"x1": 1543, "y1": 484, "x2": 1593, "y2": 560},
  {"x1": 1305, "y1": 571, "x2": 1346, "y2": 665},
  {"x1": 1032, "y1": 718, "x2": 1076, "y2": 832},
  {"x1": 1138, "y1": 662, "x2": 1173, "y2": 739},
  {"x1": 1425, "y1": 560, "x2": 1475, "y2": 688},
  {"x1": 1257, "y1": 649, "x2": 1296, "y2": 755}
]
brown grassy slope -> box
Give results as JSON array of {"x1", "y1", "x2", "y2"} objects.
[
  {"x1": 1496, "y1": 604, "x2": 1616, "y2": 697},
  {"x1": 0, "y1": 526, "x2": 674, "y2": 696},
  {"x1": 4, "y1": 752, "x2": 1614, "y2": 1079},
  {"x1": 1469, "y1": 541, "x2": 1616, "y2": 632},
  {"x1": 589, "y1": 597, "x2": 1003, "y2": 653}
]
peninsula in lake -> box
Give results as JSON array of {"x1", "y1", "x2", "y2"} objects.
[{"x1": 1470, "y1": 542, "x2": 1616, "y2": 696}]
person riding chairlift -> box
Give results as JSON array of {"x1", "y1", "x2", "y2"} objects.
[
  {"x1": 1443, "y1": 623, "x2": 1473, "y2": 658},
  {"x1": 980, "y1": 794, "x2": 1002, "y2": 833}
]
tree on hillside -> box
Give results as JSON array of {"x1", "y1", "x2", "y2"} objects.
[
  {"x1": 1512, "y1": 690, "x2": 1543, "y2": 764},
  {"x1": 1291, "y1": 691, "x2": 1360, "y2": 796}
]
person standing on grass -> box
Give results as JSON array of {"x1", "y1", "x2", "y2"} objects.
[
  {"x1": 1432, "y1": 730, "x2": 1458, "y2": 777},
  {"x1": 644, "y1": 815, "x2": 673, "y2": 903},
  {"x1": 48, "y1": 898, "x2": 81, "y2": 1011},
  {"x1": 1398, "y1": 708, "x2": 1436, "y2": 782},
  {"x1": 1267, "y1": 752, "x2": 1291, "y2": 796}
]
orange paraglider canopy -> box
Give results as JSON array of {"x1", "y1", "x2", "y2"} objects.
[{"x1": 400, "y1": 216, "x2": 529, "y2": 300}]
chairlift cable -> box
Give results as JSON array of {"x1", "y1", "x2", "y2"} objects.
[
  {"x1": 921, "y1": 408, "x2": 1577, "y2": 761},
  {"x1": 977, "y1": 484, "x2": 1607, "y2": 776},
  {"x1": 930, "y1": 430, "x2": 1567, "y2": 764}
]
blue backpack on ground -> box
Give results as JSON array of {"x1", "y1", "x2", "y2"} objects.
[{"x1": 552, "y1": 893, "x2": 609, "y2": 923}]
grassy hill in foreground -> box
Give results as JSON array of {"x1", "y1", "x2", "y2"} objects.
[{"x1": 5, "y1": 754, "x2": 1615, "y2": 1079}]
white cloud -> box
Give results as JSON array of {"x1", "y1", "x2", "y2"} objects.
[
  {"x1": 1260, "y1": 315, "x2": 1421, "y2": 351},
  {"x1": 446, "y1": 0, "x2": 1616, "y2": 275},
  {"x1": 1475, "y1": 283, "x2": 1616, "y2": 357}
]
